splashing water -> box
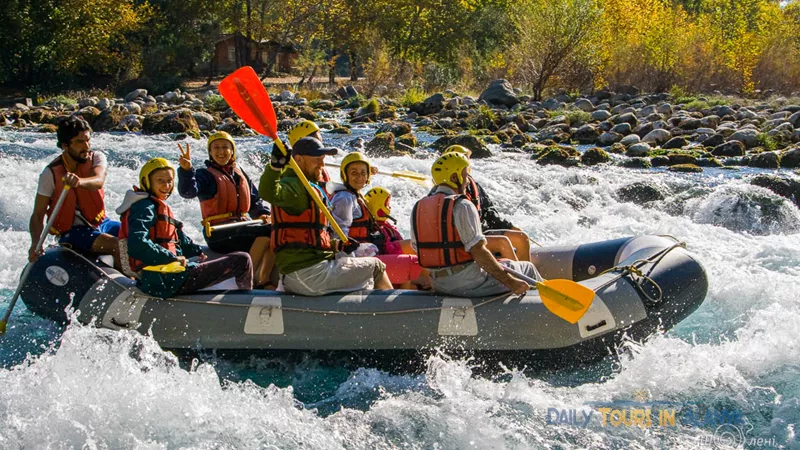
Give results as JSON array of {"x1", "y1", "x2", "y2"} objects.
[{"x1": 1, "y1": 128, "x2": 798, "y2": 448}]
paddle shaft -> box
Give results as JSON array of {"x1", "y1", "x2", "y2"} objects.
[
  {"x1": 208, "y1": 219, "x2": 265, "y2": 234},
  {"x1": 230, "y1": 78, "x2": 347, "y2": 241},
  {"x1": 503, "y1": 265, "x2": 541, "y2": 287},
  {"x1": 0, "y1": 186, "x2": 71, "y2": 333},
  {"x1": 325, "y1": 163, "x2": 428, "y2": 181}
]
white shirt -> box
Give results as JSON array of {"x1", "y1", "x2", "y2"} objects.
[
  {"x1": 330, "y1": 189, "x2": 364, "y2": 237},
  {"x1": 410, "y1": 185, "x2": 486, "y2": 252},
  {"x1": 37, "y1": 151, "x2": 107, "y2": 226}
]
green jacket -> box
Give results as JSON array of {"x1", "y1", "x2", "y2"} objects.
[
  {"x1": 259, "y1": 166, "x2": 334, "y2": 274},
  {"x1": 124, "y1": 195, "x2": 203, "y2": 298}
]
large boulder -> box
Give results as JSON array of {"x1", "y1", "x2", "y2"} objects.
[
  {"x1": 20, "y1": 109, "x2": 54, "y2": 124},
  {"x1": 662, "y1": 136, "x2": 688, "y2": 149},
  {"x1": 750, "y1": 174, "x2": 800, "y2": 206},
  {"x1": 581, "y1": 147, "x2": 610, "y2": 165},
  {"x1": 712, "y1": 140, "x2": 746, "y2": 157},
  {"x1": 92, "y1": 105, "x2": 129, "y2": 131},
  {"x1": 748, "y1": 151, "x2": 780, "y2": 169},
  {"x1": 728, "y1": 129, "x2": 760, "y2": 148},
  {"x1": 124, "y1": 89, "x2": 147, "y2": 103},
  {"x1": 218, "y1": 118, "x2": 250, "y2": 136},
  {"x1": 430, "y1": 135, "x2": 492, "y2": 158},
  {"x1": 376, "y1": 121, "x2": 412, "y2": 137},
  {"x1": 780, "y1": 148, "x2": 800, "y2": 168},
  {"x1": 142, "y1": 109, "x2": 200, "y2": 136},
  {"x1": 364, "y1": 132, "x2": 408, "y2": 157},
  {"x1": 592, "y1": 110, "x2": 612, "y2": 121},
  {"x1": 642, "y1": 129, "x2": 672, "y2": 145},
  {"x1": 612, "y1": 112, "x2": 638, "y2": 127},
  {"x1": 616, "y1": 181, "x2": 666, "y2": 204},
  {"x1": 478, "y1": 79, "x2": 519, "y2": 108},
  {"x1": 667, "y1": 153, "x2": 697, "y2": 165},
  {"x1": 74, "y1": 106, "x2": 101, "y2": 124},
  {"x1": 192, "y1": 111, "x2": 217, "y2": 131},
  {"x1": 574, "y1": 125, "x2": 601, "y2": 144},
  {"x1": 620, "y1": 134, "x2": 641, "y2": 146},
  {"x1": 536, "y1": 146, "x2": 578, "y2": 166},
  {"x1": 410, "y1": 93, "x2": 445, "y2": 116},
  {"x1": 598, "y1": 131, "x2": 623, "y2": 146},
  {"x1": 626, "y1": 142, "x2": 651, "y2": 157}
]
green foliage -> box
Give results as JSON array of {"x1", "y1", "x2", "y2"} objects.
[
  {"x1": 684, "y1": 100, "x2": 710, "y2": 110},
  {"x1": 756, "y1": 132, "x2": 778, "y2": 151},
  {"x1": 399, "y1": 87, "x2": 427, "y2": 107},
  {"x1": 469, "y1": 104, "x2": 498, "y2": 130},
  {"x1": 548, "y1": 108, "x2": 591, "y2": 126},
  {"x1": 361, "y1": 98, "x2": 380, "y2": 115},
  {"x1": 44, "y1": 95, "x2": 77, "y2": 106},
  {"x1": 204, "y1": 94, "x2": 227, "y2": 111}
]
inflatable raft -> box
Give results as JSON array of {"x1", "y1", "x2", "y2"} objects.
[{"x1": 19, "y1": 235, "x2": 707, "y2": 366}]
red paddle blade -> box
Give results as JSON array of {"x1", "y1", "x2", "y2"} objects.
[{"x1": 218, "y1": 66, "x2": 278, "y2": 139}]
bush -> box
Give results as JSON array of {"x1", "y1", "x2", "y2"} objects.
[
  {"x1": 756, "y1": 133, "x2": 778, "y2": 152},
  {"x1": 43, "y1": 95, "x2": 77, "y2": 106},
  {"x1": 469, "y1": 104, "x2": 498, "y2": 130},
  {"x1": 548, "y1": 108, "x2": 591, "y2": 126},
  {"x1": 400, "y1": 87, "x2": 426, "y2": 107},
  {"x1": 684, "y1": 100, "x2": 709, "y2": 111},
  {"x1": 204, "y1": 94, "x2": 227, "y2": 111}
]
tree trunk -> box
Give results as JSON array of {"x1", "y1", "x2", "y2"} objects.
[{"x1": 349, "y1": 52, "x2": 359, "y2": 81}]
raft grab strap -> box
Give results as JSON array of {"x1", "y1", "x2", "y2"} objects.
[{"x1": 594, "y1": 241, "x2": 687, "y2": 305}]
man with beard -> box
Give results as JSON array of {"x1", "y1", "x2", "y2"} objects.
[
  {"x1": 28, "y1": 116, "x2": 120, "y2": 267},
  {"x1": 259, "y1": 137, "x2": 392, "y2": 296}
]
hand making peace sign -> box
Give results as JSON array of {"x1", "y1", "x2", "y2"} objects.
[{"x1": 177, "y1": 143, "x2": 192, "y2": 170}]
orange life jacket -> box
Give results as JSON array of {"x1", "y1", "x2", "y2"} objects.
[
  {"x1": 349, "y1": 194, "x2": 378, "y2": 242},
  {"x1": 411, "y1": 193, "x2": 475, "y2": 268},
  {"x1": 46, "y1": 154, "x2": 106, "y2": 235},
  {"x1": 464, "y1": 176, "x2": 482, "y2": 214},
  {"x1": 199, "y1": 165, "x2": 251, "y2": 227},
  {"x1": 271, "y1": 183, "x2": 332, "y2": 252},
  {"x1": 119, "y1": 192, "x2": 181, "y2": 273}
]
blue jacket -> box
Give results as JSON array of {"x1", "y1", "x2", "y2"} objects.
[{"x1": 178, "y1": 161, "x2": 270, "y2": 218}]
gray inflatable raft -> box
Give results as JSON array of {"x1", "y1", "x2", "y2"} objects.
[{"x1": 20, "y1": 235, "x2": 707, "y2": 364}]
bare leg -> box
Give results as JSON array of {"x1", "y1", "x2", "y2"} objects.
[
  {"x1": 91, "y1": 234, "x2": 121, "y2": 270},
  {"x1": 486, "y1": 235, "x2": 517, "y2": 261},
  {"x1": 249, "y1": 236, "x2": 273, "y2": 286},
  {"x1": 374, "y1": 270, "x2": 393, "y2": 290},
  {"x1": 503, "y1": 230, "x2": 531, "y2": 262}
]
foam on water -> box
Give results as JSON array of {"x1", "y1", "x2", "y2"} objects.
[{"x1": 1, "y1": 129, "x2": 799, "y2": 448}]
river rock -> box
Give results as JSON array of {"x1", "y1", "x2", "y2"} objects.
[
  {"x1": 581, "y1": 147, "x2": 610, "y2": 165},
  {"x1": 748, "y1": 151, "x2": 780, "y2": 169},
  {"x1": 616, "y1": 181, "x2": 666, "y2": 204},
  {"x1": 478, "y1": 79, "x2": 519, "y2": 108},
  {"x1": 728, "y1": 129, "x2": 760, "y2": 148},
  {"x1": 92, "y1": 105, "x2": 129, "y2": 131},
  {"x1": 142, "y1": 109, "x2": 200, "y2": 136}
]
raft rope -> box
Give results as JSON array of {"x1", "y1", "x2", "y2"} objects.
[{"x1": 593, "y1": 238, "x2": 687, "y2": 305}]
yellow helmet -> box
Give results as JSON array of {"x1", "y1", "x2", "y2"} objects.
[
  {"x1": 442, "y1": 144, "x2": 472, "y2": 159},
  {"x1": 431, "y1": 153, "x2": 470, "y2": 189},
  {"x1": 288, "y1": 120, "x2": 321, "y2": 146},
  {"x1": 364, "y1": 187, "x2": 392, "y2": 220},
  {"x1": 207, "y1": 131, "x2": 237, "y2": 162},
  {"x1": 340, "y1": 152, "x2": 372, "y2": 184},
  {"x1": 139, "y1": 157, "x2": 175, "y2": 192}
]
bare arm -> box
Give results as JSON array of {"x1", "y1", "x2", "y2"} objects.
[
  {"x1": 469, "y1": 241, "x2": 529, "y2": 295},
  {"x1": 28, "y1": 194, "x2": 51, "y2": 262}
]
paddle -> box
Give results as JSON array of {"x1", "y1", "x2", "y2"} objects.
[
  {"x1": 218, "y1": 66, "x2": 347, "y2": 241},
  {"x1": 204, "y1": 219, "x2": 265, "y2": 238},
  {"x1": 0, "y1": 186, "x2": 71, "y2": 334},
  {"x1": 325, "y1": 163, "x2": 433, "y2": 188},
  {"x1": 503, "y1": 266, "x2": 595, "y2": 324}
]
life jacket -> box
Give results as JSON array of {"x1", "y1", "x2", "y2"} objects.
[
  {"x1": 464, "y1": 176, "x2": 482, "y2": 215},
  {"x1": 271, "y1": 183, "x2": 332, "y2": 252},
  {"x1": 46, "y1": 154, "x2": 106, "y2": 235},
  {"x1": 349, "y1": 194, "x2": 379, "y2": 242},
  {"x1": 119, "y1": 191, "x2": 182, "y2": 275},
  {"x1": 411, "y1": 193, "x2": 475, "y2": 268},
  {"x1": 199, "y1": 165, "x2": 251, "y2": 229}
]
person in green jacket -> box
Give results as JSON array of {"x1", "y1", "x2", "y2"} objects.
[
  {"x1": 116, "y1": 157, "x2": 253, "y2": 298},
  {"x1": 259, "y1": 137, "x2": 392, "y2": 296}
]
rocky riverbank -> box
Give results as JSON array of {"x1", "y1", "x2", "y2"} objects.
[{"x1": 3, "y1": 79, "x2": 799, "y2": 204}]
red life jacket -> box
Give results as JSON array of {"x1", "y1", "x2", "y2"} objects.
[
  {"x1": 119, "y1": 192, "x2": 181, "y2": 273},
  {"x1": 46, "y1": 154, "x2": 106, "y2": 235},
  {"x1": 200, "y1": 165, "x2": 251, "y2": 227},
  {"x1": 271, "y1": 183, "x2": 332, "y2": 252},
  {"x1": 464, "y1": 176, "x2": 482, "y2": 214},
  {"x1": 349, "y1": 194, "x2": 378, "y2": 242},
  {"x1": 410, "y1": 193, "x2": 475, "y2": 269}
]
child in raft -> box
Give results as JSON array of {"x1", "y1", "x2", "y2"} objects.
[
  {"x1": 116, "y1": 157, "x2": 253, "y2": 298},
  {"x1": 329, "y1": 152, "x2": 428, "y2": 289}
]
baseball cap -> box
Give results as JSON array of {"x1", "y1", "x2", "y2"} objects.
[{"x1": 292, "y1": 137, "x2": 339, "y2": 156}]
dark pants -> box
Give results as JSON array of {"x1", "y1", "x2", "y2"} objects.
[
  {"x1": 179, "y1": 252, "x2": 254, "y2": 292},
  {"x1": 206, "y1": 223, "x2": 272, "y2": 254}
]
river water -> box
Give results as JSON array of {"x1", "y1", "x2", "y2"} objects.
[{"x1": 0, "y1": 125, "x2": 798, "y2": 449}]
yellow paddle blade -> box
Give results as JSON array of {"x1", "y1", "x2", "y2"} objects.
[
  {"x1": 142, "y1": 261, "x2": 186, "y2": 274},
  {"x1": 535, "y1": 279, "x2": 595, "y2": 324}
]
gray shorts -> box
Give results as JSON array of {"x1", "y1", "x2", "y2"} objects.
[
  {"x1": 431, "y1": 260, "x2": 542, "y2": 297},
  {"x1": 283, "y1": 256, "x2": 386, "y2": 296}
]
